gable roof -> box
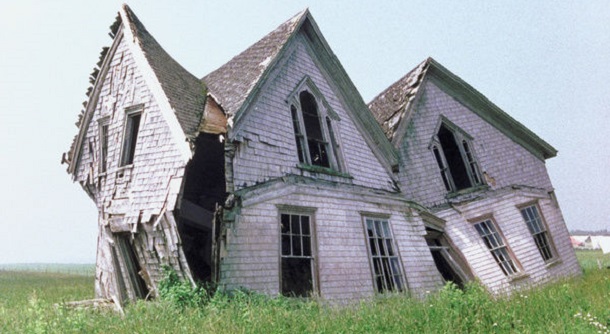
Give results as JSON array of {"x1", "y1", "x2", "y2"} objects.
[
  {"x1": 368, "y1": 58, "x2": 431, "y2": 143},
  {"x1": 368, "y1": 58, "x2": 557, "y2": 160},
  {"x1": 203, "y1": 9, "x2": 399, "y2": 171},
  {"x1": 203, "y1": 9, "x2": 308, "y2": 122},
  {"x1": 122, "y1": 5, "x2": 205, "y2": 137},
  {"x1": 65, "y1": 4, "x2": 204, "y2": 175}
]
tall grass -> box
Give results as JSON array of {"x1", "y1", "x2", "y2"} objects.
[{"x1": 1, "y1": 251, "x2": 609, "y2": 333}]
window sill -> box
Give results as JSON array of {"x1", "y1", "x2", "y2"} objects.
[
  {"x1": 297, "y1": 164, "x2": 352, "y2": 179},
  {"x1": 116, "y1": 164, "x2": 134, "y2": 178},
  {"x1": 545, "y1": 258, "x2": 562, "y2": 268},
  {"x1": 446, "y1": 185, "x2": 490, "y2": 199},
  {"x1": 507, "y1": 272, "x2": 530, "y2": 283}
]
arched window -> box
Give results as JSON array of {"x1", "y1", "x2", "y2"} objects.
[
  {"x1": 431, "y1": 123, "x2": 483, "y2": 192},
  {"x1": 290, "y1": 89, "x2": 342, "y2": 170}
]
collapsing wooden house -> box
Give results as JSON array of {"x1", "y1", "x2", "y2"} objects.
[{"x1": 62, "y1": 5, "x2": 581, "y2": 304}]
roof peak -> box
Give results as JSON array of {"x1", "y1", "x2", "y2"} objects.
[{"x1": 203, "y1": 9, "x2": 311, "y2": 119}]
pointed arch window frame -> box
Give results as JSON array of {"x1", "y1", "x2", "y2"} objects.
[
  {"x1": 287, "y1": 76, "x2": 345, "y2": 172},
  {"x1": 429, "y1": 117, "x2": 484, "y2": 193}
]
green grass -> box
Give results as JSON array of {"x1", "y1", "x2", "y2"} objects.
[{"x1": 1, "y1": 251, "x2": 609, "y2": 333}]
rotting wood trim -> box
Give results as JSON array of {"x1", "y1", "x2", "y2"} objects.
[{"x1": 199, "y1": 96, "x2": 227, "y2": 134}]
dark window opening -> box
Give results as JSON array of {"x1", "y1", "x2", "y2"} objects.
[
  {"x1": 432, "y1": 123, "x2": 485, "y2": 192},
  {"x1": 114, "y1": 233, "x2": 149, "y2": 301},
  {"x1": 364, "y1": 218, "x2": 404, "y2": 293},
  {"x1": 438, "y1": 125, "x2": 471, "y2": 190},
  {"x1": 425, "y1": 228, "x2": 470, "y2": 288},
  {"x1": 99, "y1": 122, "x2": 109, "y2": 172},
  {"x1": 300, "y1": 91, "x2": 329, "y2": 167},
  {"x1": 120, "y1": 112, "x2": 141, "y2": 166},
  {"x1": 280, "y1": 213, "x2": 314, "y2": 297},
  {"x1": 179, "y1": 133, "x2": 226, "y2": 283}
]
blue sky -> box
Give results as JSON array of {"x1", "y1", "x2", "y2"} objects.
[{"x1": 0, "y1": 1, "x2": 608, "y2": 263}]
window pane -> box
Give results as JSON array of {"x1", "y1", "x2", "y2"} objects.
[
  {"x1": 302, "y1": 236, "x2": 311, "y2": 256},
  {"x1": 281, "y1": 258, "x2": 313, "y2": 297},
  {"x1": 292, "y1": 235, "x2": 302, "y2": 256},
  {"x1": 291, "y1": 215, "x2": 300, "y2": 235},
  {"x1": 281, "y1": 235, "x2": 291, "y2": 256},
  {"x1": 364, "y1": 218, "x2": 404, "y2": 293},
  {"x1": 281, "y1": 214, "x2": 290, "y2": 234},
  {"x1": 301, "y1": 216, "x2": 310, "y2": 236}
]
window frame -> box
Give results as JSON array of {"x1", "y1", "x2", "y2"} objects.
[
  {"x1": 361, "y1": 214, "x2": 406, "y2": 293},
  {"x1": 98, "y1": 117, "x2": 110, "y2": 173},
  {"x1": 287, "y1": 77, "x2": 344, "y2": 172},
  {"x1": 472, "y1": 216, "x2": 521, "y2": 277},
  {"x1": 277, "y1": 205, "x2": 318, "y2": 297},
  {"x1": 119, "y1": 105, "x2": 143, "y2": 167},
  {"x1": 430, "y1": 119, "x2": 484, "y2": 193},
  {"x1": 518, "y1": 202, "x2": 557, "y2": 263}
]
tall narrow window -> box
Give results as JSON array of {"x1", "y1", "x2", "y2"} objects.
[
  {"x1": 120, "y1": 110, "x2": 142, "y2": 166},
  {"x1": 364, "y1": 217, "x2": 404, "y2": 292},
  {"x1": 432, "y1": 123, "x2": 483, "y2": 192},
  {"x1": 99, "y1": 118, "x2": 109, "y2": 173},
  {"x1": 520, "y1": 205, "x2": 555, "y2": 262},
  {"x1": 280, "y1": 213, "x2": 315, "y2": 297},
  {"x1": 300, "y1": 92, "x2": 329, "y2": 167},
  {"x1": 289, "y1": 85, "x2": 341, "y2": 171},
  {"x1": 474, "y1": 219, "x2": 519, "y2": 276}
]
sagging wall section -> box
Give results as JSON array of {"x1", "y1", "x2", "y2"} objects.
[
  {"x1": 218, "y1": 179, "x2": 445, "y2": 303},
  {"x1": 73, "y1": 30, "x2": 193, "y2": 303}
]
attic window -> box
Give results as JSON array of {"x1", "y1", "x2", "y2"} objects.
[
  {"x1": 431, "y1": 123, "x2": 483, "y2": 192},
  {"x1": 120, "y1": 107, "x2": 142, "y2": 167},
  {"x1": 288, "y1": 79, "x2": 343, "y2": 172},
  {"x1": 473, "y1": 218, "x2": 520, "y2": 276}
]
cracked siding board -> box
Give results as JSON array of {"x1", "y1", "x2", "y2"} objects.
[
  {"x1": 74, "y1": 35, "x2": 189, "y2": 300},
  {"x1": 220, "y1": 187, "x2": 442, "y2": 303},
  {"x1": 398, "y1": 80, "x2": 553, "y2": 207},
  {"x1": 231, "y1": 34, "x2": 393, "y2": 191}
]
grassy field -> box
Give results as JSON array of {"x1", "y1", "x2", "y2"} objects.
[{"x1": 1, "y1": 251, "x2": 609, "y2": 333}]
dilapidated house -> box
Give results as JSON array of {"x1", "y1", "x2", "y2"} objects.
[{"x1": 62, "y1": 5, "x2": 581, "y2": 305}]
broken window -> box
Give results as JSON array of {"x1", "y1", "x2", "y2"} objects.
[
  {"x1": 474, "y1": 219, "x2": 519, "y2": 276},
  {"x1": 432, "y1": 123, "x2": 483, "y2": 192},
  {"x1": 364, "y1": 217, "x2": 404, "y2": 292},
  {"x1": 120, "y1": 108, "x2": 142, "y2": 166},
  {"x1": 98, "y1": 118, "x2": 109, "y2": 173},
  {"x1": 113, "y1": 233, "x2": 149, "y2": 301},
  {"x1": 520, "y1": 204, "x2": 555, "y2": 262},
  {"x1": 425, "y1": 228, "x2": 471, "y2": 288},
  {"x1": 289, "y1": 88, "x2": 341, "y2": 170},
  {"x1": 280, "y1": 213, "x2": 315, "y2": 297}
]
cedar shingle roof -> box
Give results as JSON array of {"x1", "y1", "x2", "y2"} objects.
[
  {"x1": 122, "y1": 4, "x2": 205, "y2": 137},
  {"x1": 203, "y1": 9, "x2": 308, "y2": 120},
  {"x1": 368, "y1": 58, "x2": 431, "y2": 142}
]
